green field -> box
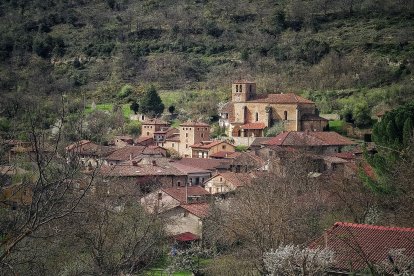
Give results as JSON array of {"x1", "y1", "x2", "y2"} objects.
[
  {"x1": 85, "y1": 103, "x2": 133, "y2": 118},
  {"x1": 329, "y1": 120, "x2": 345, "y2": 133}
]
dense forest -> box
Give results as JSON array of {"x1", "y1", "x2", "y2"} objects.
[{"x1": 0, "y1": 0, "x2": 413, "y2": 132}]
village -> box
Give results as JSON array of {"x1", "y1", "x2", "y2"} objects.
[{"x1": 1, "y1": 80, "x2": 414, "y2": 275}]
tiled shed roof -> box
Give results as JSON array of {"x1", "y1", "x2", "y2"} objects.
[
  {"x1": 264, "y1": 131, "x2": 356, "y2": 147},
  {"x1": 249, "y1": 93, "x2": 314, "y2": 104},
  {"x1": 310, "y1": 222, "x2": 414, "y2": 272}
]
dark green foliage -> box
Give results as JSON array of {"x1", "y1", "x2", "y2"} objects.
[
  {"x1": 168, "y1": 105, "x2": 175, "y2": 114},
  {"x1": 139, "y1": 85, "x2": 164, "y2": 117},
  {"x1": 130, "y1": 101, "x2": 139, "y2": 114},
  {"x1": 372, "y1": 102, "x2": 414, "y2": 149},
  {"x1": 33, "y1": 35, "x2": 65, "y2": 58},
  {"x1": 366, "y1": 102, "x2": 414, "y2": 193}
]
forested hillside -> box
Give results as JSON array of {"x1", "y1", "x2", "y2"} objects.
[{"x1": 0, "y1": 0, "x2": 413, "y2": 127}]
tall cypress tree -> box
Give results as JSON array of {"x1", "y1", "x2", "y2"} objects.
[{"x1": 139, "y1": 85, "x2": 165, "y2": 117}]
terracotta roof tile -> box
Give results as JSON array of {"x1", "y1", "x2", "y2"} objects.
[
  {"x1": 219, "y1": 102, "x2": 234, "y2": 114},
  {"x1": 249, "y1": 93, "x2": 314, "y2": 104},
  {"x1": 233, "y1": 80, "x2": 256, "y2": 84},
  {"x1": 264, "y1": 131, "x2": 356, "y2": 147},
  {"x1": 310, "y1": 222, "x2": 414, "y2": 272},
  {"x1": 173, "y1": 232, "x2": 200, "y2": 242},
  {"x1": 162, "y1": 186, "x2": 210, "y2": 204},
  {"x1": 176, "y1": 158, "x2": 231, "y2": 171},
  {"x1": 216, "y1": 172, "x2": 254, "y2": 188},
  {"x1": 180, "y1": 203, "x2": 210, "y2": 218},
  {"x1": 106, "y1": 146, "x2": 146, "y2": 161},
  {"x1": 169, "y1": 162, "x2": 212, "y2": 174}
]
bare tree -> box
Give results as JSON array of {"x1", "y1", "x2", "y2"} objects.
[{"x1": 0, "y1": 99, "x2": 98, "y2": 274}]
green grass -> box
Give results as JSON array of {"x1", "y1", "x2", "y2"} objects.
[
  {"x1": 329, "y1": 120, "x2": 345, "y2": 133},
  {"x1": 85, "y1": 103, "x2": 132, "y2": 118}
]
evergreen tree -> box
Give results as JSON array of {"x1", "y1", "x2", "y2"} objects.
[
  {"x1": 139, "y1": 85, "x2": 164, "y2": 117},
  {"x1": 367, "y1": 102, "x2": 414, "y2": 193},
  {"x1": 402, "y1": 117, "x2": 413, "y2": 146}
]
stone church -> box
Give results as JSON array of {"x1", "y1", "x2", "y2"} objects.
[{"x1": 219, "y1": 80, "x2": 328, "y2": 141}]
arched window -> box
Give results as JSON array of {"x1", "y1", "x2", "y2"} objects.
[
  {"x1": 284, "y1": 111, "x2": 288, "y2": 120},
  {"x1": 239, "y1": 85, "x2": 243, "y2": 92},
  {"x1": 255, "y1": 112, "x2": 259, "y2": 121},
  {"x1": 236, "y1": 85, "x2": 239, "y2": 92}
]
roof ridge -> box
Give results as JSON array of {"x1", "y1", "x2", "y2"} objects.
[{"x1": 334, "y1": 222, "x2": 414, "y2": 232}]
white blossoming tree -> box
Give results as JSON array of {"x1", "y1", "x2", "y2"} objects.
[{"x1": 263, "y1": 245, "x2": 334, "y2": 276}]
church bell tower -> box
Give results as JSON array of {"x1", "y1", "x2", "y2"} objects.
[{"x1": 232, "y1": 80, "x2": 256, "y2": 102}]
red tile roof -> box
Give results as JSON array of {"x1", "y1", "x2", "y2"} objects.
[
  {"x1": 161, "y1": 186, "x2": 210, "y2": 204},
  {"x1": 105, "y1": 146, "x2": 146, "y2": 161},
  {"x1": 216, "y1": 172, "x2": 254, "y2": 188},
  {"x1": 180, "y1": 203, "x2": 210, "y2": 218},
  {"x1": 240, "y1": 122, "x2": 266, "y2": 130},
  {"x1": 249, "y1": 93, "x2": 314, "y2": 104},
  {"x1": 263, "y1": 131, "x2": 356, "y2": 147},
  {"x1": 219, "y1": 102, "x2": 234, "y2": 114},
  {"x1": 176, "y1": 158, "x2": 231, "y2": 171},
  {"x1": 66, "y1": 140, "x2": 116, "y2": 156},
  {"x1": 169, "y1": 162, "x2": 212, "y2": 174},
  {"x1": 173, "y1": 232, "x2": 200, "y2": 242},
  {"x1": 209, "y1": 151, "x2": 240, "y2": 159},
  {"x1": 180, "y1": 121, "x2": 210, "y2": 127},
  {"x1": 165, "y1": 133, "x2": 180, "y2": 142},
  {"x1": 310, "y1": 222, "x2": 414, "y2": 272}
]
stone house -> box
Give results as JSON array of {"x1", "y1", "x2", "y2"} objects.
[
  {"x1": 65, "y1": 140, "x2": 116, "y2": 168},
  {"x1": 169, "y1": 162, "x2": 212, "y2": 186},
  {"x1": 162, "y1": 121, "x2": 210, "y2": 157},
  {"x1": 140, "y1": 186, "x2": 210, "y2": 237},
  {"x1": 203, "y1": 172, "x2": 253, "y2": 194},
  {"x1": 190, "y1": 140, "x2": 236, "y2": 158},
  {"x1": 112, "y1": 136, "x2": 134, "y2": 148},
  {"x1": 154, "y1": 127, "x2": 179, "y2": 147},
  {"x1": 175, "y1": 158, "x2": 232, "y2": 174},
  {"x1": 141, "y1": 118, "x2": 170, "y2": 138},
  {"x1": 219, "y1": 81, "x2": 328, "y2": 144}
]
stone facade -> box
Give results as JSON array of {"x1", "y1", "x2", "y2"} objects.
[
  {"x1": 177, "y1": 122, "x2": 210, "y2": 157},
  {"x1": 220, "y1": 81, "x2": 328, "y2": 143},
  {"x1": 141, "y1": 119, "x2": 170, "y2": 138}
]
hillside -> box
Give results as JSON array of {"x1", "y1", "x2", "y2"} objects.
[{"x1": 0, "y1": 0, "x2": 413, "y2": 128}]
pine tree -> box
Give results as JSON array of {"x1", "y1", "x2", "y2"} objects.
[{"x1": 139, "y1": 85, "x2": 164, "y2": 117}]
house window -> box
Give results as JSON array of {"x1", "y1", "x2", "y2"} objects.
[
  {"x1": 222, "y1": 145, "x2": 226, "y2": 150},
  {"x1": 249, "y1": 85, "x2": 252, "y2": 93},
  {"x1": 183, "y1": 211, "x2": 189, "y2": 217},
  {"x1": 284, "y1": 111, "x2": 288, "y2": 120},
  {"x1": 209, "y1": 187, "x2": 212, "y2": 193},
  {"x1": 256, "y1": 112, "x2": 259, "y2": 121},
  {"x1": 220, "y1": 177, "x2": 222, "y2": 182},
  {"x1": 172, "y1": 143, "x2": 175, "y2": 147},
  {"x1": 216, "y1": 187, "x2": 220, "y2": 193},
  {"x1": 158, "y1": 192, "x2": 162, "y2": 200},
  {"x1": 239, "y1": 85, "x2": 242, "y2": 92},
  {"x1": 201, "y1": 133, "x2": 204, "y2": 138},
  {"x1": 186, "y1": 133, "x2": 188, "y2": 137},
  {"x1": 186, "y1": 144, "x2": 188, "y2": 148},
  {"x1": 146, "y1": 132, "x2": 149, "y2": 136},
  {"x1": 236, "y1": 85, "x2": 239, "y2": 92},
  {"x1": 177, "y1": 181, "x2": 182, "y2": 186}
]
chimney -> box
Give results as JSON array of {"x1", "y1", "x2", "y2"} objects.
[{"x1": 152, "y1": 160, "x2": 157, "y2": 166}]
